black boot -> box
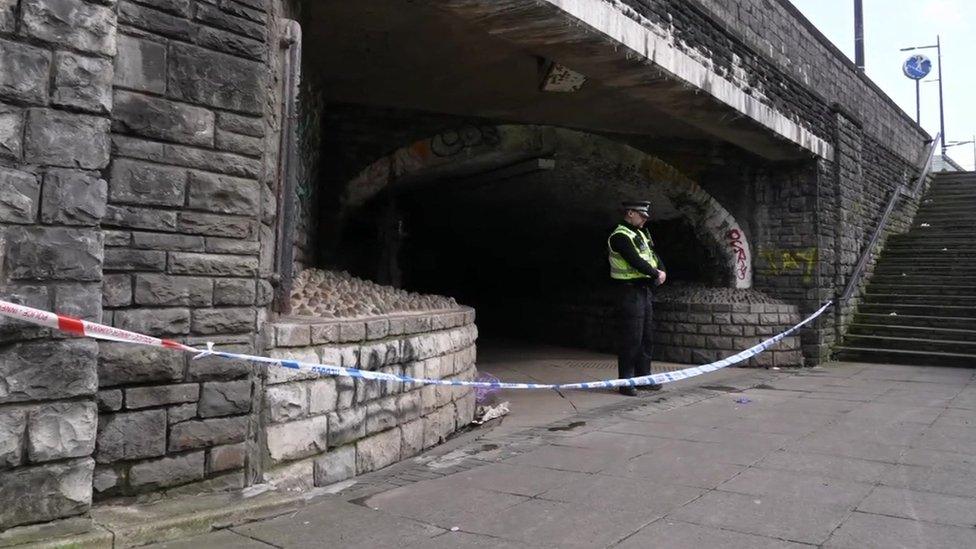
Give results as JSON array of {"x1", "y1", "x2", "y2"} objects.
[
  {"x1": 638, "y1": 383, "x2": 663, "y2": 391},
  {"x1": 618, "y1": 386, "x2": 638, "y2": 397}
]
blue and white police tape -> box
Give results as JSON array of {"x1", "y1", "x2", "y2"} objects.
[
  {"x1": 0, "y1": 298, "x2": 833, "y2": 391},
  {"x1": 199, "y1": 301, "x2": 833, "y2": 389}
]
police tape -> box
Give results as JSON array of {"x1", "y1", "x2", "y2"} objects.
[{"x1": 0, "y1": 298, "x2": 832, "y2": 390}]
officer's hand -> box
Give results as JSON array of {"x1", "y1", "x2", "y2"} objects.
[{"x1": 657, "y1": 271, "x2": 667, "y2": 285}]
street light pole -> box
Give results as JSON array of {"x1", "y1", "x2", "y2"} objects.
[
  {"x1": 936, "y1": 35, "x2": 946, "y2": 156},
  {"x1": 854, "y1": 0, "x2": 865, "y2": 71},
  {"x1": 915, "y1": 80, "x2": 920, "y2": 124}
]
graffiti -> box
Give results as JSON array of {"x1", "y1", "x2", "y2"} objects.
[
  {"x1": 726, "y1": 229, "x2": 750, "y2": 281},
  {"x1": 760, "y1": 248, "x2": 818, "y2": 283},
  {"x1": 430, "y1": 126, "x2": 500, "y2": 157}
]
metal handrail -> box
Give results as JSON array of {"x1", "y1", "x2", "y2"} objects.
[{"x1": 840, "y1": 133, "x2": 941, "y2": 302}]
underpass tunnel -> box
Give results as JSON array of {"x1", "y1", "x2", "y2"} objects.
[
  {"x1": 288, "y1": 0, "x2": 804, "y2": 364},
  {"x1": 324, "y1": 126, "x2": 739, "y2": 352}
]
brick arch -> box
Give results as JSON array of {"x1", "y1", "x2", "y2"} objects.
[{"x1": 343, "y1": 125, "x2": 753, "y2": 288}]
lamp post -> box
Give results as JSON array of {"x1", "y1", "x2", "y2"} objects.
[
  {"x1": 901, "y1": 37, "x2": 946, "y2": 156},
  {"x1": 854, "y1": 0, "x2": 865, "y2": 71}
]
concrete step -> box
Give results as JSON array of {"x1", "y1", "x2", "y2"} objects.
[
  {"x1": 852, "y1": 313, "x2": 976, "y2": 330},
  {"x1": 882, "y1": 246, "x2": 976, "y2": 255},
  {"x1": 931, "y1": 173, "x2": 976, "y2": 182},
  {"x1": 847, "y1": 322, "x2": 976, "y2": 342},
  {"x1": 928, "y1": 177, "x2": 976, "y2": 184},
  {"x1": 870, "y1": 274, "x2": 976, "y2": 286},
  {"x1": 882, "y1": 248, "x2": 976, "y2": 258},
  {"x1": 914, "y1": 211, "x2": 976, "y2": 220},
  {"x1": 864, "y1": 293, "x2": 976, "y2": 306},
  {"x1": 873, "y1": 265, "x2": 976, "y2": 276},
  {"x1": 858, "y1": 302, "x2": 976, "y2": 318},
  {"x1": 844, "y1": 333, "x2": 976, "y2": 354},
  {"x1": 921, "y1": 196, "x2": 976, "y2": 204},
  {"x1": 915, "y1": 207, "x2": 976, "y2": 216},
  {"x1": 866, "y1": 284, "x2": 976, "y2": 297},
  {"x1": 834, "y1": 346, "x2": 976, "y2": 367},
  {"x1": 886, "y1": 233, "x2": 974, "y2": 242},
  {"x1": 902, "y1": 223, "x2": 976, "y2": 231},
  {"x1": 912, "y1": 220, "x2": 976, "y2": 229},
  {"x1": 875, "y1": 258, "x2": 976, "y2": 269}
]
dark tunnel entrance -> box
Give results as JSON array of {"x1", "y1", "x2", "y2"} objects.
[
  {"x1": 283, "y1": 0, "x2": 799, "y2": 366},
  {"x1": 322, "y1": 125, "x2": 734, "y2": 353}
]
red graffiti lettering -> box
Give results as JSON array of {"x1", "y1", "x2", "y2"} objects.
[{"x1": 726, "y1": 229, "x2": 750, "y2": 281}]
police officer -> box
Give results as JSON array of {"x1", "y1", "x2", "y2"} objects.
[{"x1": 608, "y1": 200, "x2": 666, "y2": 396}]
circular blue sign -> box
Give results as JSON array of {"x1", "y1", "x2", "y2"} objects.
[{"x1": 903, "y1": 54, "x2": 932, "y2": 80}]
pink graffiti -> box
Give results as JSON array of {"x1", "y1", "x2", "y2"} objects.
[{"x1": 726, "y1": 229, "x2": 749, "y2": 281}]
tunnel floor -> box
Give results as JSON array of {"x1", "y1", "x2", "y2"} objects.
[{"x1": 474, "y1": 338, "x2": 701, "y2": 436}]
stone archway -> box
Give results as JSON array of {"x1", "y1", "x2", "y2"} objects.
[{"x1": 342, "y1": 125, "x2": 753, "y2": 288}]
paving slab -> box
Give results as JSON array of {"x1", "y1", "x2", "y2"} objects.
[
  {"x1": 600, "y1": 450, "x2": 747, "y2": 488},
  {"x1": 536, "y1": 474, "x2": 704, "y2": 514},
  {"x1": 856, "y1": 486, "x2": 976, "y2": 528},
  {"x1": 429, "y1": 462, "x2": 588, "y2": 497},
  {"x1": 757, "y1": 450, "x2": 892, "y2": 483},
  {"x1": 842, "y1": 402, "x2": 945, "y2": 424},
  {"x1": 459, "y1": 498, "x2": 653, "y2": 548},
  {"x1": 717, "y1": 466, "x2": 875, "y2": 507},
  {"x1": 805, "y1": 419, "x2": 928, "y2": 446},
  {"x1": 897, "y1": 447, "x2": 976, "y2": 472},
  {"x1": 824, "y1": 511, "x2": 976, "y2": 548},
  {"x1": 931, "y1": 407, "x2": 976, "y2": 428},
  {"x1": 501, "y1": 444, "x2": 629, "y2": 473},
  {"x1": 548, "y1": 430, "x2": 665, "y2": 458},
  {"x1": 723, "y1": 415, "x2": 829, "y2": 437},
  {"x1": 146, "y1": 529, "x2": 273, "y2": 548},
  {"x1": 873, "y1": 391, "x2": 958, "y2": 408},
  {"x1": 402, "y1": 531, "x2": 541, "y2": 549},
  {"x1": 601, "y1": 418, "x2": 728, "y2": 442},
  {"x1": 881, "y1": 464, "x2": 976, "y2": 498},
  {"x1": 786, "y1": 432, "x2": 907, "y2": 463},
  {"x1": 363, "y1": 481, "x2": 527, "y2": 529},
  {"x1": 614, "y1": 519, "x2": 808, "y2": 549},
  {"x1": 668, "y1": 490, "x2": 850, "y2": 545},
  {"x1": 912, "y1": 425, "x2": 976, "y2": 454},
  {"x1": 231, "y1": 499, "x2": 445, "y2": 547}
]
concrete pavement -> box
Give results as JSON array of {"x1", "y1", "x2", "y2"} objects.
[{"x1": 143, "y1": 360, "x2": 976, "y2": 548}]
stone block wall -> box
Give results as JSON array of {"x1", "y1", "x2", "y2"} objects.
[
  {"x1": 0, "y1": 0, "x2": 115, "y2": 531},
  {"x1": 654, "y1": 302, "x2": 802, "y2": 367},
  {"x1": 91, "y1": 0, "x2": 276, "y2": 501},
  {"x1": 517, "y1": 295, "x2": 803, "y2": 368},
  {"x1": 263, "y1": 309, "x2": 477, "y2": 487}
]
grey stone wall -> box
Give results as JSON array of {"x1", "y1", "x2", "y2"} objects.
[
  {"x1": 91, "y1": 0, "x2": 276, "y2": 500},
  {"x1": 655, "y1": 302, "x2": 802, "y2": 367},
  {"x1": 0, "y1": 0, "x2": 115, "y2": 531},
  {"x1": 537, "y1": 298, "x2": 802, "y2": 367},
  {"x1": 265, "y1": 309, "x2": 477, "y2": 487}
]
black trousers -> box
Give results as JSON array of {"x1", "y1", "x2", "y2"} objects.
[{"x1": 616, "y1": 283, "x2": 654, "y2": 381}]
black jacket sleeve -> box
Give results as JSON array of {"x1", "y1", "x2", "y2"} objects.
[{"x1": 609, "y1": 232, "x2": 661, "y2": 278}]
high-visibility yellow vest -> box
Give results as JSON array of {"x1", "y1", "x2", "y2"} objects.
[{"x1": 608, "y1": 224, "x2": 660, "y2": 280}]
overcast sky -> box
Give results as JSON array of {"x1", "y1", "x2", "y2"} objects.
[{"x1": 790, "y1": 0, "x2": 975, "y2": 169}]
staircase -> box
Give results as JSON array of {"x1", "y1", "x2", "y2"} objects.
[{"x1": 836, "y1": 171, "x2": 976, "y2": 367}]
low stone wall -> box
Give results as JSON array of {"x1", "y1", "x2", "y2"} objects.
[
  {"x1": 264, "y1": 308, "x2": 477, "y2": 487},
  {"x1": 512, "y1": 289, "x2": 804, "y2": 367},
  {"x1": 655, "y1": 302, "x2": 803, "y2": 367}
]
